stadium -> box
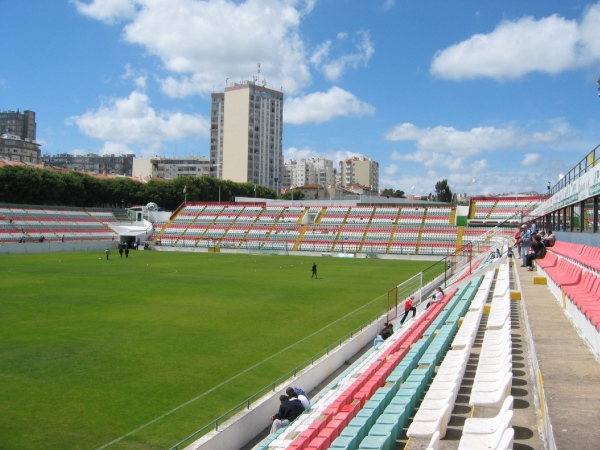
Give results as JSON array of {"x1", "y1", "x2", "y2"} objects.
[{"x1": 1, "y1": 144, "x2": 600, "y2": 450}]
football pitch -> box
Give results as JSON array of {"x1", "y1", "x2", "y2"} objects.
[{"x1": 0, "y1": 250, "x2": 433, "y2": 449}]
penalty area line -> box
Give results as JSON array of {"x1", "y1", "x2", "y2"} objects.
[{"x1": 95, "y1": 292, "x2": 386, "y2": 449}]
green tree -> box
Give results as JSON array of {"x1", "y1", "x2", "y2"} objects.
[
  {"x1": 434, "y1": 179, "x2": 453, "y2": 203},
  {"x1": 280, "y1": 190, "x2": 305, "y2": 200},
  {"x1": 381, "y1": 188, "x2": 406, "y2": 198}
]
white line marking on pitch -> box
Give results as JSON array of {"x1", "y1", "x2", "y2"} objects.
[{"x1": 95, "y1": 292, "x2": 386, "y2": 449}]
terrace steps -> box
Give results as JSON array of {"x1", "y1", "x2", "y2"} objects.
[
  {"x1": 456, "y1": 226, "x2": 464, "y2": 250},
  {"x1": 152, "y1": 215, "x2": 177, "y2": 243},
  {"x1": 217, "y1": 209, "x2": 244, "y2": 246},
  {"x1": 193, "y1": 215, "x2": 220, "y2": 247},
  {"x1": 415, "y1": 207, "x2": 428, "y2": 253},
  {"x1": 259, "y1": 220, "x2": 281, "y2": 250},
  {"x1": 386, "y1": 221, "x2": 400, "y2": 254},
  {"x1": 314, "y1": 208, "x2": 326, "y2": 224},
  {"x1": 486, "y1": 200, "x2": 499, "y2": 219},
  {"x1": 237, "y1": 214, "x2": 262, "y2": 248},
  {"x1": 331, "y1": 223, "x2": 345, "y2": 251},
  {"x1": 356, "y1": 231, "x2": 367, "y2": 253},
  {"x1": 367, "y1": 208, "x2": 376, "y2": 225},
  {"x1": 292, "y1": 224, "x2": 309, "y2": 251},
  {"x1": 297, "y1": 207, "x2": 308, "y2": 225},
  {"x1": 173, "y1": 216, "x2": 199, "y2": 247},
  {"x1": 468, "y1": 201, "x2": 476, "y2": 219},
  {"x1": 449, "y1": 208, "x2": 456, "y2": 225}
]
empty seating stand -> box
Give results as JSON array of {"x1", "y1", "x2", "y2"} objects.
[{"x1": 536, "y1": 242, "x2": 600, "y2": 356}]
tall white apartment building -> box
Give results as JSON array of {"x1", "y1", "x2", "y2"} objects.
[
  {"x1": 210, "y1": 82, "x2": 283, "y2": 192},
  {"x1": 338, "y1": 156, "x2": 379, "y2": 191},
  {"x1": 284, "y1": 158, "x2": 336, "y2": 188}
]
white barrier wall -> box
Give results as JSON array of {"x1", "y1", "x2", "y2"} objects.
[
  {"x1": 184, "y1": 318, "x2": 385, "y2": 450},
  {"x1": 0, "y1": 240, "x2": 116, "y2": 255}
]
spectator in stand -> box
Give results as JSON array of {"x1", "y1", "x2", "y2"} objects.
[
  {"x1": 543, "y1": 230, "x2": 556, "y2": 247},
  {"x1": 526, "y1": 235, "x2": 545, "y2": 271},
  {"x1": 270, "y1": 394, "x2": 305, "y2": 434},
  {"x1": 520, "y1": 224, "x2": 532, "y2": 267},
  {"x1": 400, "y1": 296, "x2": 417, "y2": 325},
  {"x1": 514, "y1": 228, "x2": 522, "y2": 258},
  {"x1": 380, "y1": 322, "x2": 393, "y2": 340},
  {"x1": 426, "y1": 287, "x2": 444, "y2": 309},
  {"x1": 286, "y1": 387, "x2": 310, "y2": 411},
  {"x1": 531, "y1": 221, "x2": 538, "y2": 234}
]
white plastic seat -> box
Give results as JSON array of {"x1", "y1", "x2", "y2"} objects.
[
  {"x1": 477, "y1": 353, "x2": 512, "y2": 372},
  {"x1": 496, "y1": 427, "x2": 515, "y2": 450},
  {"x1": 458, "y1": 412, "x2": 513, "y2": 450},
  {"x1": 463, "y1": 396, "x2": 514, "y2": 435},
  {"x1": 474, "y1": 363, "x2": 512, "y2": 383},
  {"x1": 407, "y1": 404, "x2": 451, "y2": 439},
  {"x1": 426, "y1": 430, "x2": 440, "y2": 450},
  {"x1": 470, "y1": 372, "x2": 513, "y2": 408}
]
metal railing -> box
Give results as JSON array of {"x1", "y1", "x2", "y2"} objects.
[{"x1": 548, "y1": 143, "x2": 599, "y2": 196}]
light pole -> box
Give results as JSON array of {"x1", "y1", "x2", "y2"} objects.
[{"x1": 411, "y1": 186, "x2": 415, "y2": 207}]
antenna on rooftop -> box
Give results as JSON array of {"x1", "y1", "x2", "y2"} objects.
[
  {"x1": 225, "y1": 78, "x2": 228, "y2": 88},
  {"x1": 257, "y1": 63, "x2": 261, "y2": 82}
]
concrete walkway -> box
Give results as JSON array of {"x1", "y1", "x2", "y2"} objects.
[{"x1": 518, "y1": 264, "x2": 600, "y2": 449}]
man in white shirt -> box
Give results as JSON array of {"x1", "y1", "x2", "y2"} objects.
[{"x1": 286, "y1": 387, "x2": 309, "y2": 410}]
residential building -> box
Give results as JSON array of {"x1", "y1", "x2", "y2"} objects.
[
  {"x1": 0, "y1": 110, "x2": 36, "y2": 141},
  {"x1": 284, "y1": 158, "x2": 336, "y2": 189},
  {"x1": 0, "y1": 133, "x2": 41, "y2": 164},
  {"x1": 338, "y1": 156, "x2": 379, "y2": 192},
  {"x1": 42, "y1": 153, "x2": 134, "y2": 175},
  {"x1": 211, "y1": 81, "x2": 283, "y2": 191},
  {"x1": 132, "y1": 156, "x2": 210, "y2": 181}
]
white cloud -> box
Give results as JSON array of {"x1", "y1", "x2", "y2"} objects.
[
  {"x1": 118, "y1": 0, "x2": 313, "y2": 97},
  {"x1": 121, "y1": 64, "x2": 147, "y2": 89},
  {"x1": 284, "y1": 86, "x2": 375, "y2": 124},
  {"x1": 521, "y1": 153, "x2": 541, "y2": 166},
  {"x1": 97, "y1": 141, "x2": 135, "y2": 156},
  {"x1": 384, "y1": 164, "x2": 399, "y2": 176},
  {"x1": 66, "y1": 91, "x2": 209, "y2": 143},
  {"x1": 283, "y1": 146, "x2": 363, "y2": 166},
  {"x1": 311, "y1": 30, "x2": 374, "y2": 82},
  {"x1": 386, "y1": 122, "x2": 561, "y2": 157},
  {"x1": 381, "y1": 0, "x2": 395, "y2": 12},
  {"x1": 392, "y1": 150, "x2": 465, "y2": 171},
  {"x1": 70, "y1": 0, "x2": 138, "y2": 24},
  {"x1": 431, "y1": 2, "x2": 600, "y2": 80}
]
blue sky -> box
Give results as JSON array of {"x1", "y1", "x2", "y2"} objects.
[{"x1": 2, "y1": 0, "x2": 600, "y2": 196}]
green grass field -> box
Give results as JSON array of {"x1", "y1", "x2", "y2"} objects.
[{"x1": 0, "y1": 250, "x2": 432, "y2": 450}]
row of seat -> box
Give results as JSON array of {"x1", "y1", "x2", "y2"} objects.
[
  {"x1": 406, "y1": 276, "x2": 489, "y2": 441},
  {"x1": 458, "y1": 263, "x2": 514, "y2": 450},
  {"x1": 292, "y1": 279, "x2": 490, "y2": 450},
  {"x1": 535, "y1": 245, "x2": 600, "y2": 357}
]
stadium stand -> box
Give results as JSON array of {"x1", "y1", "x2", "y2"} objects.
[
  {"x1": 536, "y1": 241, "x2": 600, "y2": 356},
  {"x1": 236, "y1": 260, "x2": 532, "y2": 450},
  {"x1": 0, "y1": 205, "x2": 117, "y2": 242},
  {"x1": 153, "y1": 203, "x2": 511, "y2": 256}
]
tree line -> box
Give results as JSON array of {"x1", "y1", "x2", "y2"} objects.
[{"x1": 0, "y1": 165, "x2": 276, "y2": 210}]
